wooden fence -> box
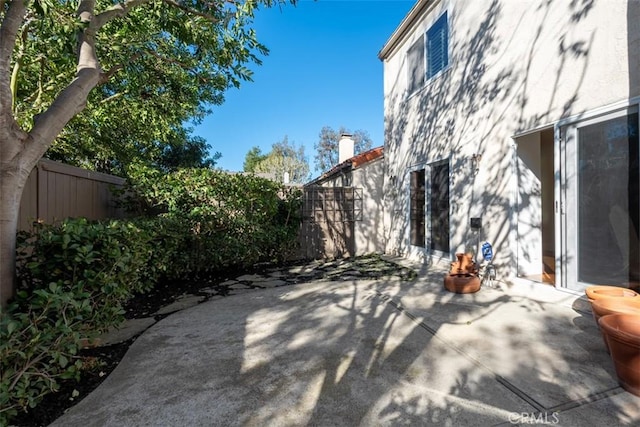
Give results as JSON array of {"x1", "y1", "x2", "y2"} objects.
[
  {"x1": 17, "y1": 163, "x2": 367, "y2": 260},
  {"x1": 18, "y1": 159, "x2": 127, "y2": 231}
]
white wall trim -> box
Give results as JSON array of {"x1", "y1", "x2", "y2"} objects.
[{"x1": 556, "y1": 96, "x2": 640, "y2": 129}]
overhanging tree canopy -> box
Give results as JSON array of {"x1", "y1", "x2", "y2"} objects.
[{"x1": 0, "y1": 0, "x2": 297, "y2": 307}]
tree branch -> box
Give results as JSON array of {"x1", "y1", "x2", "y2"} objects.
[
  {"x1": 10, "y1": 16, "x2": 34, "y2": 113},
  {"x1": 0, "y1": 0, "x2": 27, "y2": 117},
  {"x1": 146, "y1": 49, "x2": 193, "y2": 69},
  {"x1": 94, "y1": 0, "x2": 151, "y2": 29},
  {"x1": 22, "y1": 1, "x2": 105, "y2": 166},
  {"x1": 26, "y1": 68, "x2": 101, "y2": 165},
  {"x1": 99, "y1": 51, "x2": 143, "y2": 84},
  {"x1": 100, "y1": 91, "x2": 126, "y2": 104},
  {"x1": 161, "y1": 0, "x2": 223, "y2": 23}
]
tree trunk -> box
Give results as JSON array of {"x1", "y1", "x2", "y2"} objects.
[
  {"x1": 1, "y1": 1, "x2": 102, "y2": 307},
  {"x1": 0, "y1": 151, "x2": 32, "y2": 308}
]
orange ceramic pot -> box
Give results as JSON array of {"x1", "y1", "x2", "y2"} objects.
[
  {"x1": 585, "y1": 285, "x2": 638, "y2": 303},
  {"x1": 598, "y1": 314, "x2": 640, "y2": 397},
  {"x1": 450, "y1": 253, "x2": 478, "y2": 275},
  {"x1": 444, "y1": 273, "x2": 481, "y2": 294},
  {"x1": 590, "y1": 298, "x2": 640, "y2": 352},
  {"x1": 590, "y1": 297, "x2": 640, "y2": 325}
]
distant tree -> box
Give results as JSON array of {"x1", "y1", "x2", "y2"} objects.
[
  {"x1": 254, "y1": 136, "x2": 310, "y2": 183},
  {"x1": 314, "y1": 126, "x2": 373, "y2": 172},
  {"x1": 157, "y1": 133, "x2": 221, "y2": 172},
  {"x1": 243, "y1": 146, "x2": 267, "y2": 173}
]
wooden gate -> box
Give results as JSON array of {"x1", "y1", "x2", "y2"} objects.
[{"x1": 299, "y1": 187, "x2": 362, "y2": 259}]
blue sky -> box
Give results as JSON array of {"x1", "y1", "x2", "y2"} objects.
[{"x1": 193, "y1": 0, "x2": 414, "y2": 177}]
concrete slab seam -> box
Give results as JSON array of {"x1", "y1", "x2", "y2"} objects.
[
  {"x1": 547, "y1": 386, "x2": 626, "y2": 412},
  {"x1": 377, "y1": 291, "x2": 631, "y2": 415},
  {"x1": 375, "y1": 290, "x2": 546, "y2": 413}
]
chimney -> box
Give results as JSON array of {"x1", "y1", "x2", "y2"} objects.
[{"x1": 338, "y1": 133, "x2": 354, "y2": 164}]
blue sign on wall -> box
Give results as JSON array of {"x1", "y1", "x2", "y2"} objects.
[{"x1": 481, "y1": 242, "x2": 493, "y2": 262}]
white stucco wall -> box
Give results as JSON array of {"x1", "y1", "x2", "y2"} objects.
[
  {"x1": 311, "y1": 158, "x2": 385, "y2": 257},
  {"x1": 381, "y1": 0, "x2": 637, "y2": 277},
  {"x1": 352, "y1": 158, "x2": 385, "y2": 255}
]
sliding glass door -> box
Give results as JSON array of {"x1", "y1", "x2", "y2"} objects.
[{"x1": 561, "y1": 107, "x2": 639, "y2": 291}]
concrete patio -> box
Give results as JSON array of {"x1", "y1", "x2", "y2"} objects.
[{"x1": 50, "y1": 262, "x2": 640, "y2": 426}]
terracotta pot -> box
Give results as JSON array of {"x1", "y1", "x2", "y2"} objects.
[
  {"x1": 450, "y1": 253, "x2": 478, "y2": 275},
  {"x1": 590, "y1": 298, "x2": 640, "y2": 352},
  {"x1": 444, "y1": 273, "x2": 481, "y2": 294},
  {"x1": 590, "y1": 297, "x2": 640, "y2": 325},
  {"x1": 598, "y1": 314, "x2": 640, "y2": 397},
  {"x1": 585, "y1": 285, "x2": 638, "y2": 303}
]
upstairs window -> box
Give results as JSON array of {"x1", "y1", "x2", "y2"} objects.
[
  {"x1": 407, "y1": 37, "x2": 425, "y2": 95},
  {"x1": 407, "y1": 11, "x2": 449, "y2": 94},
  {"x1": 426, "y1": 12, "x2": 449, "y2": 79}
]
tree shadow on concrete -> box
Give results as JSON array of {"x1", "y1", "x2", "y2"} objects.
[
  {"x1": 228, "y1": 273, "x2": 630, "y2": 426},
  {"x1": 48, "y1": 269, "x2": 637, "y2": 426}
]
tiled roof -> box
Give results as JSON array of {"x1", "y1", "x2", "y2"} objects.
[
  {"x1": 305, "y1": 146, "x2": 384, "y2": 186},
  {"x1": 351, "y1": 146, "x2": 383, "y2": 168}
]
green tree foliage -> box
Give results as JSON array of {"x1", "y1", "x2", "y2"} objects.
[
  {"x1": 10, "y1": 1, "x2": 275, "y2": 175},
  {"x1": 48, "y1": 120, "x2": 221, "y2": 174},
  {"x1": 243, "y1": 146, "x2": 267, "y2": 173},
  {"x1": 314, "y1": 126, "x2": 374, "y2": 172},
  {"x1": 253, "y1": 136, "x2": 310, "y2": 183},
  {"x1": 156, "y1": 132, "x2": 221, "y2": 172},
  {"x1": 0, "y1": 0, "x2": 297, "y2": 306}
]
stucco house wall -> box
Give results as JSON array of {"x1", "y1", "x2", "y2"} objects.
[
  {"x1": 307, "y1": 148, "x2": 385, "y2": 257},
  {"x1": 380, "y1": 0, "x2": 639, "y2": 288},
  {"x1": 352, "y1": 156, "x2": 385, "y2": 255}
]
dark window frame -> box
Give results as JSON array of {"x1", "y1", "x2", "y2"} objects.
[
  {"x1": 407, "y1": 37, "x2": 425, "y2": 95},
  {"x1": 410, "y1": 169, "x2": 426, "y2": 247},
  {"x1": 429, "y1": 159, "x2": 450, "y2": 254}
]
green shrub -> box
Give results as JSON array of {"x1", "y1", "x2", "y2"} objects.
[
  {"x1": 0, "y1": 218, "x2": 154, "y2": 423},
  {"x1": 1, "y1": 167, "x2": 302, "y2": 424},
  {"x1": 0, "y1": 291, "x2": 86, "y2": 423},
  {"x1": 119, "y1": 165, "x2": 302, "y2": 275},
  {"x1": 16, "y1": 218, "x2": 154, "y2": 309}
]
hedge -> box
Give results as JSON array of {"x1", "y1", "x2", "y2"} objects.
[{"x1": 0, "y1": 169, "x2": 301, "y2": 424}]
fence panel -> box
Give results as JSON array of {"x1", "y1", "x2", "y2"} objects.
[
  {"x1": 298, "y1": 187, "x2": 362, "y2": 259},
  {"x1": 18, "y1": 159, "x2": 127, "y2": 231}
]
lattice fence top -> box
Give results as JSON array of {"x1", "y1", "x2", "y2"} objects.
[{"x1": 302, "y1": 187, "x2": 363, "y2": 223}]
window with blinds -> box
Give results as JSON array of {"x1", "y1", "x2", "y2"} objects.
[
  {"x1": 426, "y1": 12, "x2": 449, "y2": 79},
  {"x1": 406, "y1": 11, "x2": 449, "y2": 94}
]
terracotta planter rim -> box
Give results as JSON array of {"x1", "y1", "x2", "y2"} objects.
[
  {"x1": 591, "y1": 297, "x2": 640, "y2": 313},
  {"x1": 585, "y1": 285, "x2": 639, "y2": 301},
  {"x1": 590, "y1": 298, "x2": 640, "y2": 329},
  {"x1": 598, "y1": 314, "x2": 640, "y2": 345}
]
